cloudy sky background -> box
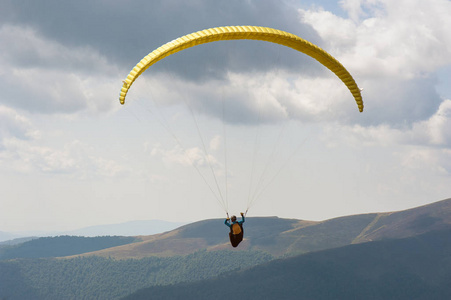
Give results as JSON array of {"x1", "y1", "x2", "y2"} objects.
[{"x1": 1, "y1": 0, "x2": 450, "y2": 233}]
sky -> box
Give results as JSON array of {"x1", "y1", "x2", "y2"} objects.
[{"x1": 1, "y1": 0, "x2": 450, "y2": 233}]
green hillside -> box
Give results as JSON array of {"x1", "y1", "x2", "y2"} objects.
[
  {"x1": 123, "y1": 228, "x2": 451, "y2": 300},
  {"x1": 0, "y1": 250, "x2": 272, "y2": 300}
]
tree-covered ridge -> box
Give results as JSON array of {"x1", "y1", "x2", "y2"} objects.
[
  {"x1": 123, "y1": 229, "x2": 451, "y2": 300},
  {"x1": 0, "y1": 236, "x2": 138, "y2": 260},
  {"x1": 0, "y1": 250, "x2": 273, "y2": 300}
]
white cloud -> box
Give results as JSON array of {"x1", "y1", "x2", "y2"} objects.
[
  {"x1": 0, "y1": 138, "x2": 126, "y2": 177},
  {"x1": 0, "y1": 105, "x2": 40, "y2": 141},
  {"x1": 300, "y1": 7, "x2": 357, "y2": 51},
  {"x1": 338, "y1": 0, "x2": 367, "y2": 22},
  {"x1": 0, "y1": 137, "x2": 73, "y2": 173},
  {"x1": 321, "y1": 98, "x2": 451, "y2": 182},
  {"x1": 209, "y1": 135, "x2": 222, "y2": 151},
  {"x1": 128, "y1": 69, "x2": 362, "y2": 125},
  {"x1": 411, "y1": 99, "x2": 451, "y2": 146},
  {"x1": 324, "y1": 99, "x2": 451, "y2": 147},
  {"x1": 150, "y1": 143, "x2": 222, "y2": 171},
  {"x1": 300, "y1": 0, "x2": 451, "y2": 125},
  {"x1": 0, "y1": 106, "x2": 126, "y2": 177},
  {"x1": 398, "y1": 147, "x2": 451, "y2": 175}
]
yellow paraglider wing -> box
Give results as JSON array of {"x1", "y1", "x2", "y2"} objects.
[{"x1": 119, "y1": 26, "x2": 363, "y2": 112}]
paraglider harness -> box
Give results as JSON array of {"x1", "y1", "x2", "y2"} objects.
[
  {"x1": 226, "y1": 212, "x2": 245, "y2": 248},
  {"x1": 229, "y1": 222, "x2": 244, "y2": 247}
]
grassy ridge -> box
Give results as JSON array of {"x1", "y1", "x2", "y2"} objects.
[{"x1": 77, "y1": 198, "x2": 451, "y2": 259}]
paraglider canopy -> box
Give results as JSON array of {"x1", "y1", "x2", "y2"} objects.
[{"x1": 119, "y1": 25, "x2": 363, "y2": 112}]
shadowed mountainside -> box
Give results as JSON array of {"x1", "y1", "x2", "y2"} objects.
[
  {"x1": 123, "y1": 228, "x2": 451, "y2": 300},
  {"x1": 77, "y1": 198, "x2": 451, "y2": 258}
]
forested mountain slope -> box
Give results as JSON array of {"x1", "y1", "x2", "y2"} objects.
[
  {"x1": 123, "y1": 228, "x2": 451, "y2": 300},
  {"x1": 0, "y1": 250, "x2": 272, "y2": 300}
]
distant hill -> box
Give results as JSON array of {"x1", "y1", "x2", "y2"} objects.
[
  {"x1": 123, "y1": 228, "x2": 451, "y2": 300},
  {"x1": 62, "y1": 220, "x2": 187, "y2": 237},
  {"x1": 0, "y1": 236, "x2": 138, "y2": 260},
  {"x1": 0, "y1": 231, "x2": 23, "y2": 243},
  {"x1": 0, "y1": 219, "x2": 186, "y2": 243},
  {"x1": 0, "y1": 236, "x2": 37, "y2": 246},
  {"x1": 80, "y1": 198, "x2": 451, "y2": 259}
]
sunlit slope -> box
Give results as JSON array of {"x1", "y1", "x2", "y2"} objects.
[
  {"x1": 351, "y1": 198, "x2": 451, "y2": 242},
  {"x1": 75, "y1": 198, "x2": 451, "y2": 259}
]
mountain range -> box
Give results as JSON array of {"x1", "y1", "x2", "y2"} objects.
[
  {"x1": 73, "y1": 198, "x2": 451, "y2": 259},
  {"x1": 0, "y1": 219, "x2": 186, "y2": 243},
  {"x1": 1, "y1": 198, "x2": 451, "y2": 299}
]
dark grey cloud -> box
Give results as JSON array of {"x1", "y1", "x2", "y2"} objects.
[
  {"x1": 1, "y1": 0, "x2": 323, "y2": 80},
  {"x1": 3, "y1": 0, "x2": 444, "y2": 129},
  {"x1": 0, "y1": 24, "x2": 113, "y2": 76}
]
